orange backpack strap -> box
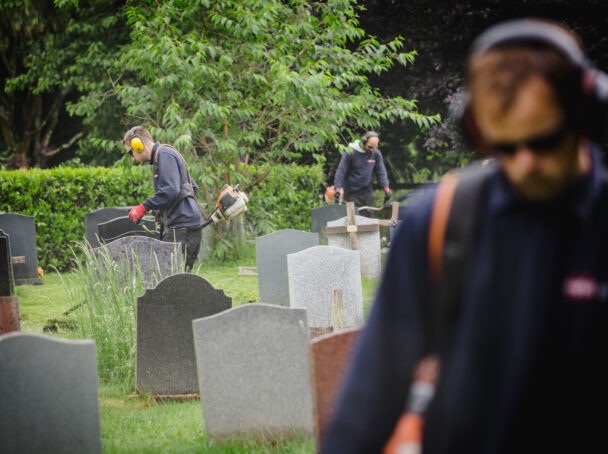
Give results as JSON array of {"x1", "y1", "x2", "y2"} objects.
[
  {"x1": 428, "y1": 172, "x2": 459, "y2": 285},
  {"x1": 384, "y1": 162, "x2": 495, "y2": 454}
]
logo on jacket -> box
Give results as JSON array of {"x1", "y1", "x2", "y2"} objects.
[
  {"x1": 563, "y1": 274, "x2": 605, "y2": 302},
  {"x1": 367, "y1": 159, "x2": 375, "y2": 164}
]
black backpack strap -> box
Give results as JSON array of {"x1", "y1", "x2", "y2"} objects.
[{"x1": 429, "y1": 161, "x2": 495, "y2": 351}]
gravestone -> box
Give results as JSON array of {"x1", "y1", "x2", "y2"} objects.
[
  {"x1": 0, "y1": 332, "x2": 102, "y2": 454},
  {"x1": 193, "y1": 304, "x2": 313, "y2": 439},
  {"x1": 0, "y1": 213, "x2": 42, "y2": 285},
  {"x1": 327, "y1": 214, "x2": 382, "y2": 279},
  {"x1": 255, "y1": 229, "x2": 319, "y2": 306},
  {"x1": 287, "y1": 246, "x2": 363, "y2": 329},
  {"x1": 311, "y1": 205, "x2": 347, "y2": 243},
  {"x1": 85, "y1": 207, "x2": 130, "y2": 248},
  {"x1": 90, "y1": 236, "x2": 182, "y2": 287},
  {"x1": 137, "y1": 273, "x2": 231, "y2": 395},
  {"x1": 0, "y1": 229, "x2": 15, "y2": 296},
  {"x1": 309, "y1": 327, "x2": 361, "y2": 448},
  {"x1": 96, "y1": 216, "x2": 157, "y2": 244}
]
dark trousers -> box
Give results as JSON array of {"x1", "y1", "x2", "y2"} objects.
[
  {"x1": 344, "y1": 187, "x2": 374, "y2": 216},
  {"x1": 163, "y1": 226, "x2": 202, "y2": 272}
]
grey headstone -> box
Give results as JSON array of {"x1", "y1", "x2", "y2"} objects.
[
  {"x1": 0, "y1": 213, "x2": 42, "y2": 285},
  {"x1": 255, "y1": 229, "x2": 319, "y2": 306},
  {"x1": 85, "y1": 207, "x2": 130, "y2": 248},
  {"x1": 193, "y1": 304, "x2": 313, "y2": 439},
  {"x1": 90, "y1": 235, "x2": 182, "y2": 287},
  {"x1": 137, "y1": 273, "x2": 231, "y2": 394},
  {"x1": 0, "y1": 229, "x2": 15, "y2": 296},
  {"x1": 287, "y1": 246, "x2": 363, "y2": 328},
  {"x1": 311, "y1": 205, "x2": 347, "y2": 242},
  {"x1": 0, "y1": 332, "x2": 102, "y2": 454},
  {"x1": 327, "y1": 215, "x2": 382, "y2": 279},
  {"x1": 97, "y1": 216, "x2": 157, "y2": 244}
]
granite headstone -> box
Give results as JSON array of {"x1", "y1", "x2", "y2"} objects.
[
  {"x1": 327, "y1": 214, "x2": 382, "y2": 279},
  {"x1": 287, "y1": 246, "x2": 363, "y2": 329},
  {"x1": 0, "y1": 213, "x2": 42, "y2": 285},
  {"x1": 137, "y1": 273, "x2": 232, "y2": 395},
  {"x1": 85, "y1": 207, "x2": 130, "y2": 248},
  {"x1": 255, "y1": 229, "x2": 319, "y2": 306},
  {"x1": 96, "y1": 216, "x2": 157, "y2": 244},
  {"x1": 0, "y1": 332, "x2": 102, "y2": 454},
  {"x1": 0, "y1": 229, "x2": 15, "y2": 296},
  {"x1": 309, "y1": 327, "x2": 361, "y2": 447},
  {"x1": 311, "y1": 205, "x2": 347, "y2": 243},
  {"x1": 192, "y1": 304, "x2": 313, "y2": 439},
  {"x1": 90, "y1": 235, "x2": 182, "y2": 287}
]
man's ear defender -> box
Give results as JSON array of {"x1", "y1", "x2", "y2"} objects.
[{"x1": 129, "y1": 127, "x2": 144, "y2": 153}]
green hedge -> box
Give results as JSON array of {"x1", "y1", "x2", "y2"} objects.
[
  {"x1": 245, "y1": 164, "x2": 326, "y2": 234},
  {"x1": 0, "y1": 164, "x2": 326, "y2": 271},
  {"x1": 0, "y1": 166, "x2": 153, "y2": 271}
]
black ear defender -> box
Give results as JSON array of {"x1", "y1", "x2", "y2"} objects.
[
  {"x1": 463, "y1": 18, "x2": 608, "y2": 148},
  {"x1": 129, "y1": 127, "x2": 145, "y2": 153},
  {"x1": 361, "y1": 131, "x2": 379, "y2": 145}
]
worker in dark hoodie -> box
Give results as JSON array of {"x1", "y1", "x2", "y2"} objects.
[{"x1": 333, "y1": 131, "x2": 392, "y2": 211}]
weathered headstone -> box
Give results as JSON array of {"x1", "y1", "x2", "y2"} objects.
[
  {"x1": 193, "y1": 304, "x2": 313, "y2": 439},
  {"x1": 255, "y1": 229, "x2": 319, "y2": 306},
  {"x1": 0, "y1": 229, "x2": 15, "y2": 296},
  {"x1": 327, "y1": 214, "x2": 382, "y2": 279},
  {"x1": 0, "y1": 213, "x2": 42, "y2": 285},
  {"x1": 0, "y1": 332, "x2": 102, "y2": 454},
  {"x1": 309, "y1": 327, "x2": 361, "y2": 448},
  {"x1": 96, "y1": 216, "x2": 157, "y2": 244},
  {"x1": 90, "y1": 235, "x2": 182, "y2": 287},
  {"x1": 287, "y1": 246, "x2": 363, "y2": 329},
  {"x1": 85, "y1": 207, "x2": 130, "y2": 248},
  {"x1": 137, "y1": 273, "x2": 231, "y2": 395},
  {"x1": 311, "y1": 205, "x2": 347, "y2": 243}
]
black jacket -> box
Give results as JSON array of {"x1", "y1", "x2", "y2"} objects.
[{"x1": 142, "y1": 142, "x2": 202, "y2": 229}]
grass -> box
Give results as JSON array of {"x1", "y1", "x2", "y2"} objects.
[{"x1": 15, "y1": 252, "x2": 381, "y2": 453}]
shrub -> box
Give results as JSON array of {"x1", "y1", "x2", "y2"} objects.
[
  {"x1": 0, "y1": 166, "x2": 152, "y2": 271},
  {"x1": 0, "y1": 163, "x2": 326, "y2": 269},
  {"x1": 245, "y1": 164, "x2": 326, "y2": 235}
]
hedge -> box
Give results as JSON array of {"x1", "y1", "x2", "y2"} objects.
[{"x1": 0, "y1": 164, "x2": 326, "y2": 271}]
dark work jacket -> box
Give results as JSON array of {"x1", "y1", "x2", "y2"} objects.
[
  {"x1": 333, "y1": 140, "x2": 389, "y2": 193},
  {"x1": 142, "y1": 142, "x2": 202, "y2": 229},
  {"x1": 322, "y1": 144, "x2": 608, "y2": 453}
]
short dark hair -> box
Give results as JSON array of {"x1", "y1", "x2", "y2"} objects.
[{"x1": 467, "y1": 42, "x2": 579, "y2": 116}]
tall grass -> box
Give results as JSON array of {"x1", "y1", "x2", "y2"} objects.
[{"x1": 64, "y1": 241, "x2": 181, "y2": 391}]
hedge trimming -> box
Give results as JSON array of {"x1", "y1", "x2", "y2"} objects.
[{"x1": 0, "y1": 164, "x2": 326, "y2": 271}]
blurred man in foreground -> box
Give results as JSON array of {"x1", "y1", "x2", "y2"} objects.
[{"x1": 322, "y1": 18, "x2": 608, "y2": 453}]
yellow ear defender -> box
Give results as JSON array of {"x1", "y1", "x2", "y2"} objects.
[{"x1": 129, "y1": 127, "x2": 144, "y2": 153}]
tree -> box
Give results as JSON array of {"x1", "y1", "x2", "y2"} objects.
[
  {"x1": 99, "y1": 0, "x2": 439, "y2": 212},
  {"x1": 0, "y1": 0, "x2": 129, "y2": 169}
]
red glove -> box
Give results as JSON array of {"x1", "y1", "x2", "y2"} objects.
[
  {"x1": 128, "y1": 203, "x2": 146, "y2": 223},
  {"x1": 383, "y1": 187, "x2": 392, "y2": 204}
]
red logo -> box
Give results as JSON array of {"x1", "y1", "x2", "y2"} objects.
[{"x1": 563, "y1": 275, "x2": 599, "y2": 302}]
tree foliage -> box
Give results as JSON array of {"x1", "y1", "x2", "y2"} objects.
[
  {"x1": 96, "y1": 0, "x2": 439, "y2": 211},
  {"x1": 0, "y1": 0, "x2": 130, "y2": 168}
]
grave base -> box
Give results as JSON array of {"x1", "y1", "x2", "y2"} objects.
[{"x1": 15, "y1": 276, "x2": 43, "y2": 286}]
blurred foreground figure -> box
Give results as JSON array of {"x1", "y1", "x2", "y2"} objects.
[{"x1": 322, "y1": 18, "x2": 608, "y2": 453}]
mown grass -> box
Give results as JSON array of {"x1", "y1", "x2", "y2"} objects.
[
  {"x1": 16, "y1": 250, "x2": 381, "y2": 453},
  {"x1": 99, "y1": 385, "x2": 315, "y2": 454}
]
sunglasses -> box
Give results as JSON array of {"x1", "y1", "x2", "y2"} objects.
[{"x1": 487, "y1": 123, "x2": 569, "y2": 156}]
